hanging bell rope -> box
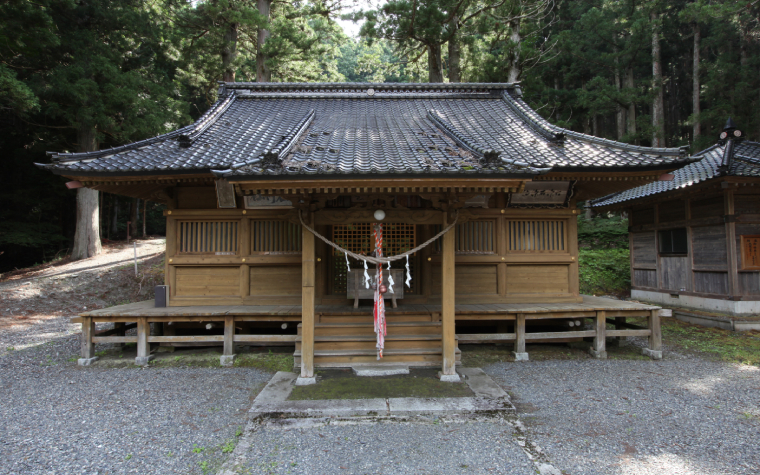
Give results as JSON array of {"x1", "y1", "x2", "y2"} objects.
[{"x1": 298, "y1": 209, "x2": 459, "y2": 264}]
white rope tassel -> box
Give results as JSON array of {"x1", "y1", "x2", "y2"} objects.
[
  {"x1": 386, "y1": 262, "x2": 394, "y2": 294},
  {"x1": 405, "y1": 254, "x2": 412, "y2": 288},
  {"x1": 345, "y1": 252, "x2": 351, "y2": 273},
  {"x1": 363, "y1": 259, "x2": 370, "y2": 289}
]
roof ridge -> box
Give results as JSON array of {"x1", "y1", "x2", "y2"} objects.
[
  {"x1": 501, "y1": 90, "x2": 688, "y2": 157},
  {"x1": 222, "y1": 82, "x2": 516, "y2": 92},
  {"x1": 47, "y1": 94, "x2": 236, "y2": 162}
]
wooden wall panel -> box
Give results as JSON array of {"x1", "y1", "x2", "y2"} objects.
[
  {"x1": 175, "y1": 266, "x2": 239, "y2": 296},
  {"x1": 631, "y1": 208, "x2": 655, "y2": 226},
  {"x1": 634, "y1": 269, "x2": 657, "y2": 288},
  {"x1": 430, "y1": 265, "x2": 498, "y2": 295},
  {"x1": 632, "y1": 232, "x2": 656, "y2": 265},
  {"x1": 661, "y1": 257, "x2": 689, "y2": 291},
  {"x1": 692, "y1": 226, "x2": 727, "y2": 267},
  {"x1": 690, "y1": 196, "x2": 724, "y2": 218},
  {"x1": 250, "y1": 266, "x2": 302, "y2": 296},
  {"x1": 506, "y1": 265, "x2": 569, "y2": 295},
  {"x1": 658, "y1": 200, "x2": 686, "y2": 223},
  {"x1": 176, "y1": 187, "x2": 217, "y2": 209},
  {"x1": 739, "y1": 272, "x2": 760, "y2": 295},
  {"x1": 734, "y1": 195, "x2": 760, "y2": 216},
  {"x1": 694, "y1": 271, "x2": 729, "y2": 295}
]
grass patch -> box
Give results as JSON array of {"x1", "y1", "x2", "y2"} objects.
[
  {"x1": 234, "y1": 351, "x2": 293, "y2": 373},
  {"x1": 663, "y1": 319, "x2": 760, "y2": 365},
  {"x1": 288, "y1": 368, "x2": 474, "y2": 400}
]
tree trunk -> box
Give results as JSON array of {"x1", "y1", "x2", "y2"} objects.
[
  {"x1": 651, "y1": 12, "x2": 665, "y2": 147},
  {"x1": 447, "y1": 18, "x2": 460, "y2": 83},
  {"x1": 626, "y1": 67, "x2": 636, "y2": 138},
  {"x1": 692, "y1": 22, "x2": 700, "y2": 143},
  {"x1": 222, "y1": 22, "x2": 238, "y2": 82},
  {"x1": 130, "y1": 198, "x2": 139, "y2": 240},
  {"x1": 142, "y1": 200, "x2": 147, "y2": 238},
  {"x1": 111, "y1": 197, "x2": 119, "y2": 238},
  {"x1": 256, "y1": 0, "x2": 272, "y2": 82},
  {"x1": 614, "y1": 48, "x2": 625, "y2": 140},
  {"x1": 507, "y1": 19, "x2": 521, "y2": 83},
  {"x1": 70, "y1": 126, "x2": 102, "y2": 260},
  {"x1": 428, "y1": 43, "x2": 444, "y2": 83}
]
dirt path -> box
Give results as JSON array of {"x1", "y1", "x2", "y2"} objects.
[{"x1": 0, "y1": 238, "x2": 166, "y2": 355}]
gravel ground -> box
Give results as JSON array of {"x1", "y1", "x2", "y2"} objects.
[
  {"x1": 486, "y1": 356, "x2": 760, "y2": 475},
  {"x1": 0, "y1": 331, "x2": 270, "y2": 475},
  {"x1": 232, "y1": 421, "x2": 537, "y2": 475}
]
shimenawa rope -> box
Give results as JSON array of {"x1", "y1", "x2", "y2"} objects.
[{"x1": 297, "y1": 210, "x2": 459, "y2": 264}]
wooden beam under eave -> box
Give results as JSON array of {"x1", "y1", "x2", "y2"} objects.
[{"x1": 235, "y1": 178, "x2": 528, "y2": 194}]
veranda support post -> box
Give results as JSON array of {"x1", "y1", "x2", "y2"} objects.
[
  {"x1": 643, "y1": 309, "x2": 663, "y2": 359},
  {"x1": 78, "y1": 316, "x2": 98, "y2": 366},
  {"x1": 135, "y1": 317, "x2": 153, "y2": 365},
  {"x1": 440, "y1": 212, "x2": 459, "y2": 382},
  {"x1": 298, "y1": 212, "x2": 316, "y2": 385},
  {"x1": 590, "y1": 310, "x2": 607, "y2": 358}
]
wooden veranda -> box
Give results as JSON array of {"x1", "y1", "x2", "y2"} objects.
[{"x1": 76, "y1": 296, "x2": 665, "y2": 367}]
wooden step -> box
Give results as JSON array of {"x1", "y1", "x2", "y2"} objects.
[
  {"x1": 293, "y1": 348, "x2": 461, "y2": 367},
  {"x1": 300, "y1": 322, "x2": 442, "y2": 337},
  {"x1": 319, "y1": 314, "x2": 432, "y2": 323},
  {"x1": 298, "y1": 338, "x2": 447, "y2": 352}
]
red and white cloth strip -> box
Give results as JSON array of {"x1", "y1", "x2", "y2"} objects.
[{"x1": 373, "y1": 224, "x2": 387, "y2": 359}]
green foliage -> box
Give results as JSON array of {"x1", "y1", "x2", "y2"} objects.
[
  {"x1": 577, "y1": 214, "x2": 629, "y2": 249},
  {"x1": 663, "y1": 319, "x2": 760, "y2": 366},
  {"x1": 578, "y1": 248, "x2": 631, "y2": 296}
]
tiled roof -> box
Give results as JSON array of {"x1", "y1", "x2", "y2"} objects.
[
  {"x1": 38, "y1": 83, "x2": 693, "y2": 179},
  {"x1": 589, "y1": 141, "x2": 760, "y2": 207}
]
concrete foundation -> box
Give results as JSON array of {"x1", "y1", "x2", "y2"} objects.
[
  {"x1": 220, "y1": 355, "x2": 236, "y2": 367},
  {"x1": 513, "y1": 352, "x2": 529, "y2": 361},
  {"x1": 295, "y1": 377, "x2": 316, "y2": 386},
  {"x1": 77, "y1": 357, "x2": 99, "y2": 366},
  {"x1": 437, "y1": 371, "x2": 461, "y2": 383},
  {"x1": 632, "y1": 289, "x2": 760, "y2": 316},
  {"x1": 588, "y1": 349, "x2": 607, "y2": 359},
  {"x1": 134, "y1": 355, "x2": 154, "y2": 366},
  {"x1": 642, "y1": 348, "x2": 662, "y2": 360},
  {"x1": 353, "y1": 365, "x2": 409, "y2": 376}
]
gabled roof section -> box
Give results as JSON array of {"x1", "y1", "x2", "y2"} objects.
[
  {"x1": 589, "y1": 141, "x2": 760, "y2": 208},
  {"x1": 38, "y1": 82, "x2": 694, "y2": 180}
]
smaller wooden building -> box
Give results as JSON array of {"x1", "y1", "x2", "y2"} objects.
[{"x1": 591, "y1": 123, "x2": 760, "y2": 315}]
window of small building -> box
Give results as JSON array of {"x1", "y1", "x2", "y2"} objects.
[
  {"x1": 740, "y1": 235, "x2": 760, "y2": 270},
  {"x1": 658, "y1": 228, "x2": 688, "y2": 255}
]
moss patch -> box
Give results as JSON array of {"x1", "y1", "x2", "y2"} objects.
[
  {"x1": 663, "y1": 319, "x2": 760, "y2": 365},
  {"x1": 287, "y1": 368, "x2": 475, "y2": 400}
]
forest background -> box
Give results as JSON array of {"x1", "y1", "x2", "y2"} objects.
[{"x1": 1, "y1": 0, "x2": 758, "y2": 278}]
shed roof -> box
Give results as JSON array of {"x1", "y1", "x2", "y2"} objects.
[
  {"x1": 589, "y1": 140, "x2": 760, "y2": 208},
  {"x1": 38, "y1": 83, "x2": 693, "y2": 180}
]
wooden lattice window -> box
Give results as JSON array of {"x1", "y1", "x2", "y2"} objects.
[
  {"x1": 331, "y1": 223, "x2": 416, "y2": 294},
  {"x1": 741, "y1": 235, "x2": 760, "y2": 270},
  {"x1": 433, "y1": 220, "x2": 496, "y2": 254},
  {"x1": 179, "y1": 221, "x2": 238, "y2": 254},
  {"x1": 508, "y1": 220, "x2": 566, "y2": 251},
  {"x1": 251, "y1": 220, "x2": 302, "y2": 254}
]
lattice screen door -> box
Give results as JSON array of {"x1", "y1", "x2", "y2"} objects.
[{"x1": 331, "y1": 223, "x2": 416, "y2": 295}]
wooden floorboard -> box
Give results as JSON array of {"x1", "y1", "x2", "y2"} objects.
[{"x1": 80, "y1": 295, "x2": 660, "y2": 319}]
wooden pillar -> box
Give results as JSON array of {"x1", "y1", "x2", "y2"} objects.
[
  {"x1": 113, "y1": 322, "x2": 126, "y2": 347},
  {"x1": 221, "y1": 315, "x2": 236, "y2": 366},
  {"x1": 513, "y1": 313, "x2": 528, "y2": 360},
  {"x1": 568, "y1": 209, "x2": 580, "y2": 300},
  {"x1": 441, "y1": 216, "x2": 457, "y2": 379},
  {"x1": 299, "y1": 213, "x2": 316, "y2": 382},
  {"x1": 135, "y1": 317, "x2": 153, "y2": 365},
  {"x1": 644, "y1": 309, "x2": 663, "y2": 359},
  {"x1": 80, "y1": 317, "x2": 95, "y2": 359},
  {"x1": 725, "y1": 189, "x2": 739, "y2": 297},
  {"x1": 590, "y1": 310, "x2": 607, "y2": 358}
]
